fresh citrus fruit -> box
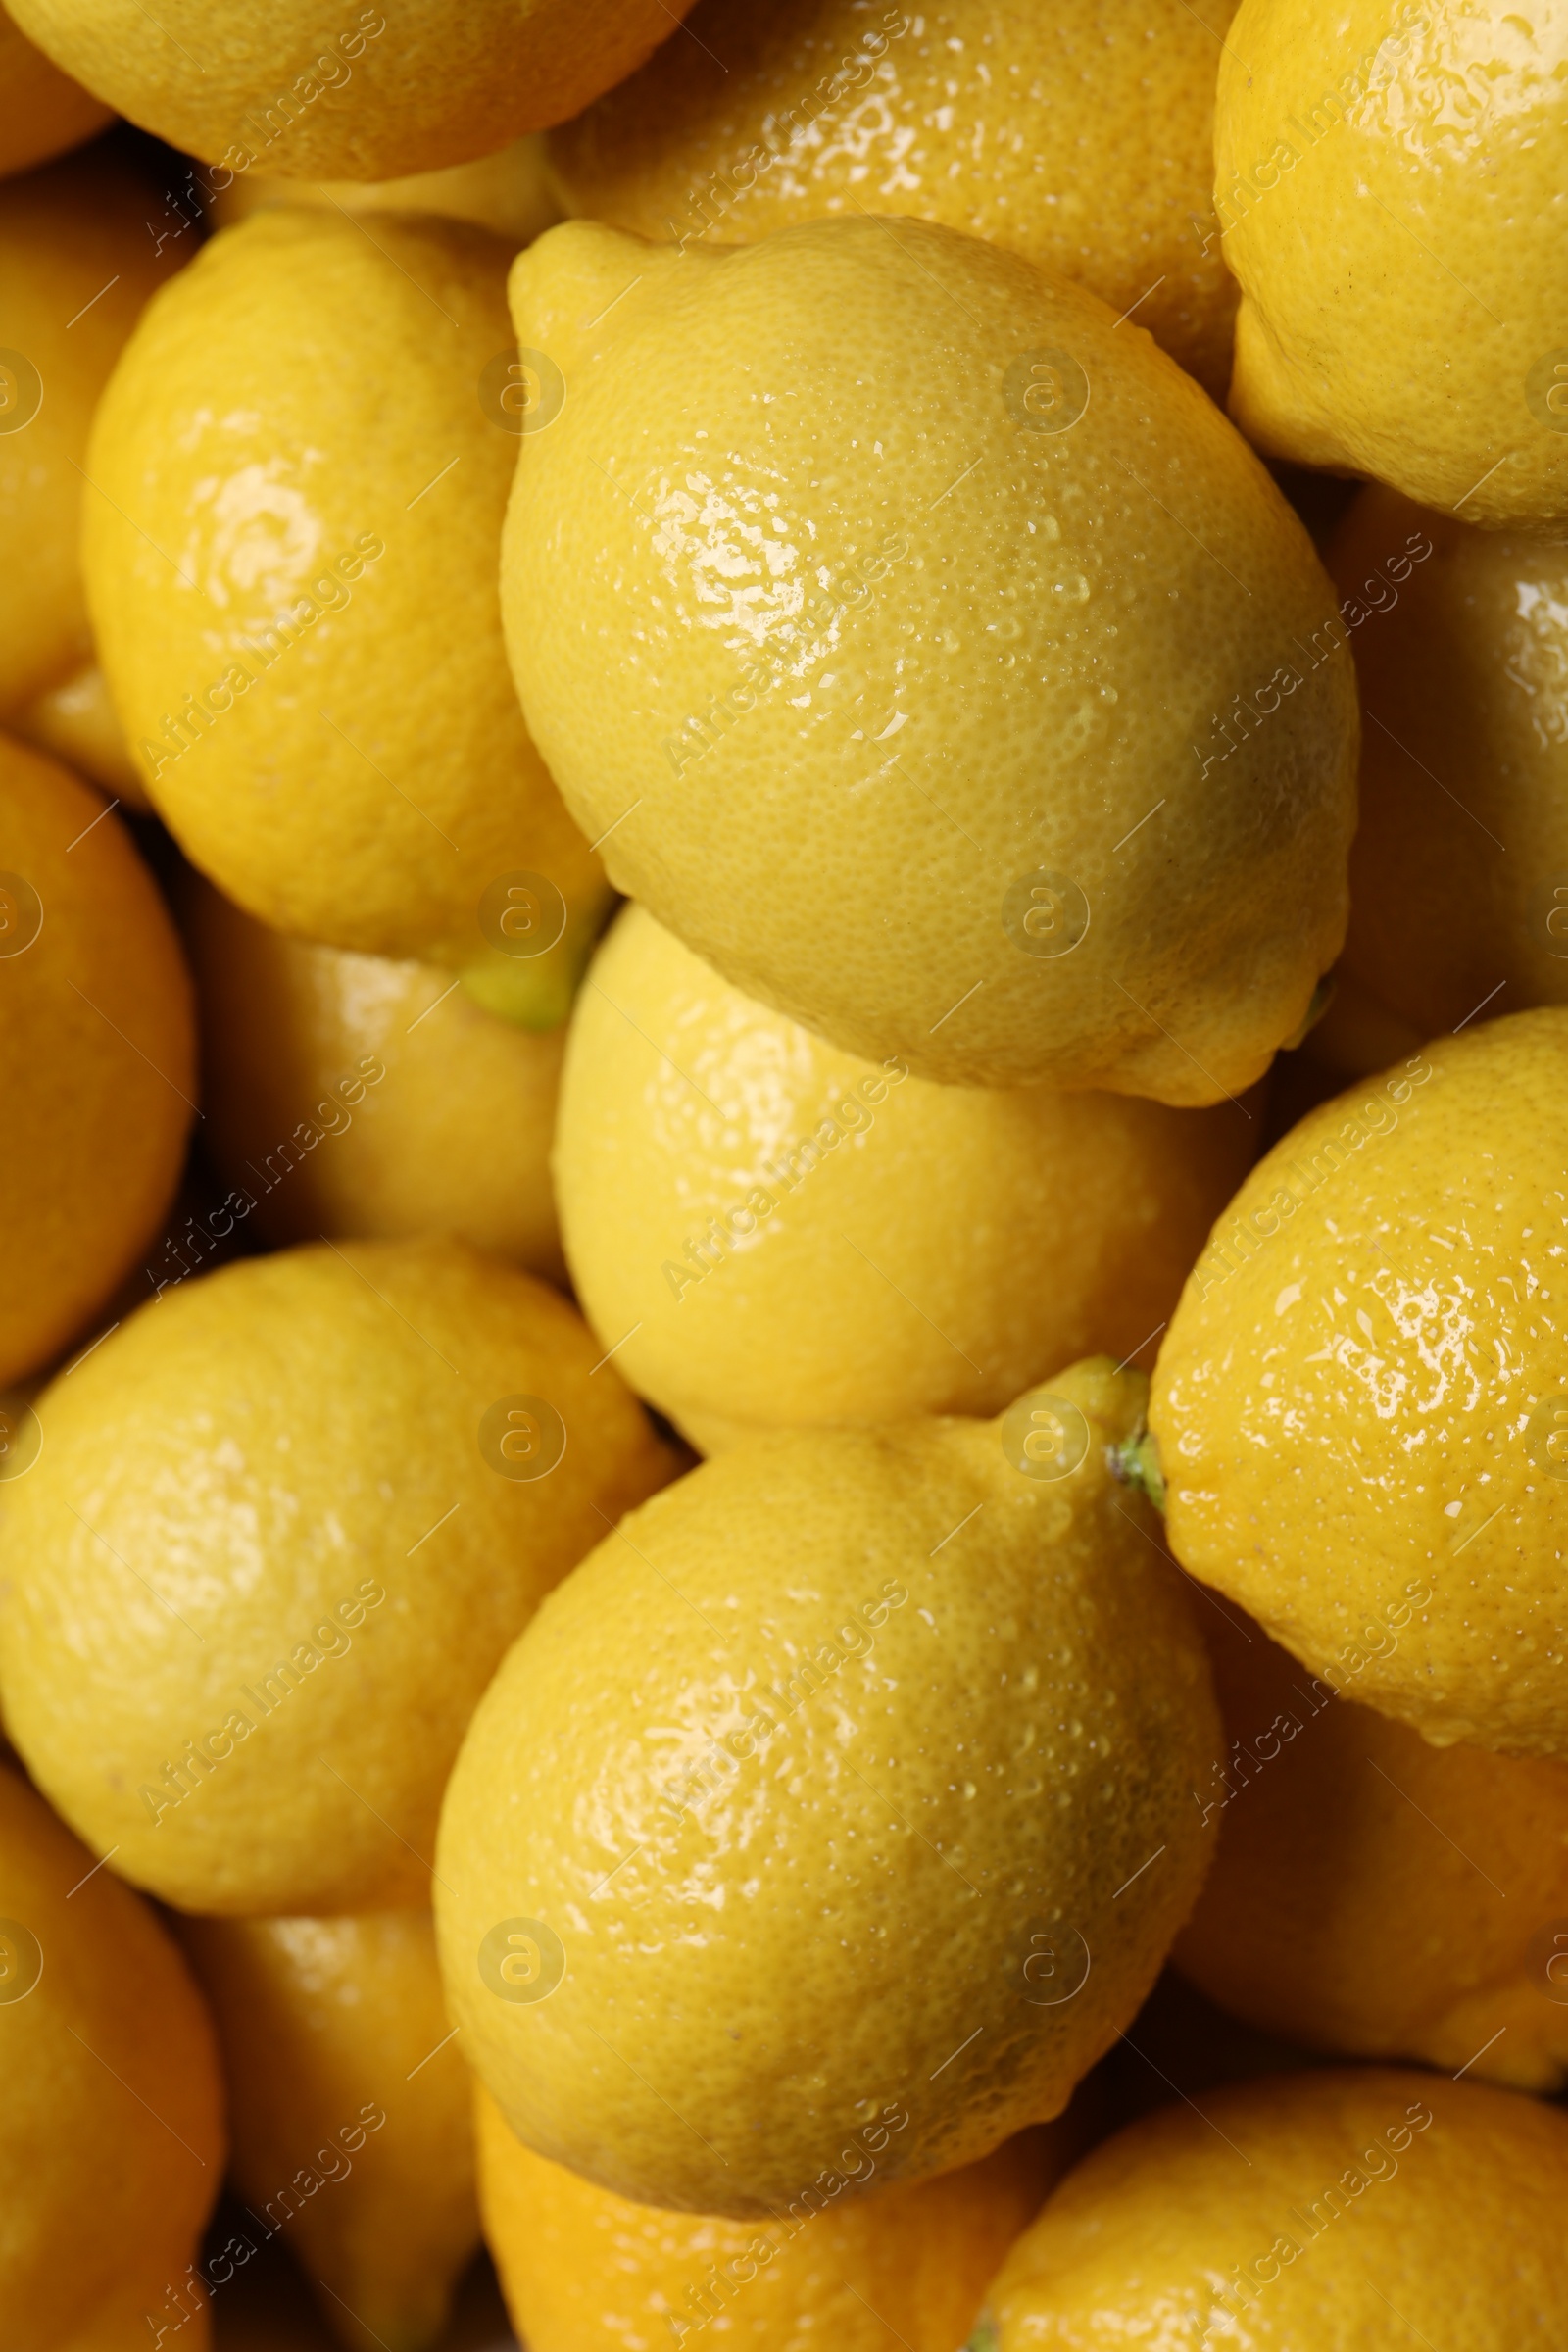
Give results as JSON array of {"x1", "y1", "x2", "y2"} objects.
[
  {"x1": 1151, "y1": 1006, "x2": 1568, "y2": 1761},
  {"x1": 477, "y1": 2083, "x2": 1072, "y2": 2352},
  {"x1": 209, "y1": 133, "x2": 560, "y2": 246},
  {"x1": 0, "y1": 1762, "x2": 224, "y2": 2352},
  {"x1": 435, "y1": 1358, "x2": 1220, "y2": 2215},
  {"x1": 1173, "y1": 1600, "x2": 1568, "y2": 2092},
  {"x1": 0, "y1": 1238, "x2": 676, "y2": 1915},
  {"x1": 1216, "y1": 0, "x2": 1568, "y2": 531},
  {"x1": 0, "y1": 143, "x2": 187, "y2": 734},
  {"x1": 548, "y1": 0, "x2": 1242, "y2": 398},
  {"x1": 502, "y1": 216, "x2": 1357, "y2": 1098},
  {"x1": 0, "y1": 7, "x2": 109, "y2": 175},
  {"x1": 81, "y1": 206, "x2": 610, "y2": 1006},
  {"x1": 187, "y1": 877, "x2": 566, "y2": 1282},
  {"x1": 0, "y1": 733, "x2": 194, "y2": 1386},
  {"x1": 558, "y1": 905, "x2": 1255, "y2": 1450},
  {"x1": 182, "y1": 1908, "x2": 477, "y2": 2352},
  {"x1": 981, "y1": 2067, "x2": 1568, "y2": 2350},
  {"x1": 13, "y1": 659, "x2": 147, "y2": 808},
  {"x1": 1326, "y1": 484, "x2": 1568, "y2": 1039},
  {"x1": 5, "y1": 0, "x2": 696, "y2": 177}
]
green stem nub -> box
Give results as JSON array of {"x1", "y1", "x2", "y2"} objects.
[{"x1": 1108, "y1": 1424, "x2": 1166, "y2": 1513}]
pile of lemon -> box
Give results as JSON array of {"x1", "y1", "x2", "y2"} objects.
[{"x1": 3, "y1": 3, "x2": 1567, "y2": 2348}]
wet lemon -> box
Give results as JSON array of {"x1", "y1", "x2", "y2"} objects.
[
  {"x1": 502, "y1": 217, "x2": 1357, "y2": 1098},
  {"x1": 1217, "y1": 0, "x2": 1568, "y2": 531},
  {"x1": 982, "y1": 2067, "x2": 1568, "y2": 2349},
  {"x1": 436, "y1": 1359, "x2": 1219, "y2": 2215},
  {"x1": 0, "y1": 1238, "x2": 676, "y2": 1915},
  {"x1": 549, "y1": 0, "x2": 1241, "y2": 397},
  {"x1": 1152, "y1": 1006, "x2": 1568, "y2": 1760},
  {"x1": 82, "y1": 206, "x2": 609, "y2": 1009}
]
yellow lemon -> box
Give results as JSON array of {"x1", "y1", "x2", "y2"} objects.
[
  {"x1": 501, "y1": 217, "x2": 1357, "y2": 1098},
  {"x1": 558, "y1": 905, "x2": 1256, "y2": 1450},
  {"x1": 4, "y1": 0, "x2": 695, "y2": 177},
  {"x1": 982, "y1": 2067, "x2": 1568, "y2": 2349},
  {"x1": 209, "y1": 133, "x2": 560, "y2": 247},
  {"x1": 1151, "y1": 1007, "x2": 1568, "y2": 1761},
  {"x1": 0, "y1": 1762, "x2": 224, "y2": 2352},
  {"x1": 548, "y1": 0, "x2": 1242, "y2": 399},
  {"x1": 1173, "y1": 1600, "x2": 1568, "y2": 2093},
  {"x1": 0, "y1": 1238, "x2": 676, "y2": 1915},
  {"x1": 1216, "y1": 0, "x2": 1568, "y2": 532},
  {"x1": 82, "y1": 207, "x2": 609, "y2": 1010},
  {"x1": 13, "y1": 659, "x2": 147, "y2": 808},
  {"x1": 0, "y1": 6, "x2": 109, "y2": 175},
  {"x1": 0, "y1": 143, "x2": 187, "y2": 731},
  {"x1": 477, "y1": 2084, "x2": 1072, "y2": 2352},
  {"x1": 0, "y1": 733, "x2": 194, "y2": 1387},
  {"x1": 187, "y1": 876, "x2": 565, "y2": 1282},
  {"x1": 1325, "y1": 484, "x2": 1568, "y2": 1039},
  {"x1": 182, "y1": 1908, "x2": 476, "y2": 2352},
  {"x1": 435, "y1": 1358, "x2": 1220, "y2": 2216}
]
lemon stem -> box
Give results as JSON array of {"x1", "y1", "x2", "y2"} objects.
[{"x1": 1107, "y1": 1425, "x2": 1166, "y2": 1513}]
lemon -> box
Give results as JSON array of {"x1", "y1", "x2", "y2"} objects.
[
  {"x1": 182, "y1": 1908, "x2": 476, "y2": 2352},
  {"x1": 12, "y1": 660, "x2": 148, "y2": 808},
  {"x1": 0, "y1": 7, "x2": 109, "y2": 175},
  {"x1": 982, "y1": 2067, "x2": 1568, "y2": 2349},
  {"x1": 548, "y1": 0, "x2": 1242, "y2": 399},
  {"x1": 435, "y1": 1358, "x2": 1220, "y2": 2216},
  {"x1": 558, "y1": 905, "x2": 1256, "y2": 1451},
  {"x1": 0, "y1": 733, "x2": 194, "y2": 1386},
  {"x1": 1216, "y1": 0, "x2": 1568, "y2": 532},
  {"x1": 81, "y1": 206, "x2": 610, "y2": 1008},
  {"x1": 477, "y1": 2085, "x2": 1071, "y2": 2352},
  {"x1": 1173, "y1": 1600, "x2": 1568, "y2": 2093},
  {"x1": 1323, "y1": 484, "x2": 1568, "y2": 1041},
  {"x1": 5, "y1": 0, "x2": 696, "y2": 177},
  {"x1": 0, "y1": 1761, "x2": 224, "y2": 2351},
  {"x1": 1151, "y1": 1006, "x2": 1568, "y2": 1761},
  {"x1": 187, "y1": 876, "x2": 566, "y2": 1283},
  {"x1": 0, "y1": 143, "x2": 187, "y2": 729},
  {"x1": 0, "y1": 1238, "x2": 676, "y2": 1915},
  {"x1": 501, "y1": 217, "x2": 1357, "y2": 1098},
  {"x1": 209, "y1": 134, "x2": 561, "y2": 247}
]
